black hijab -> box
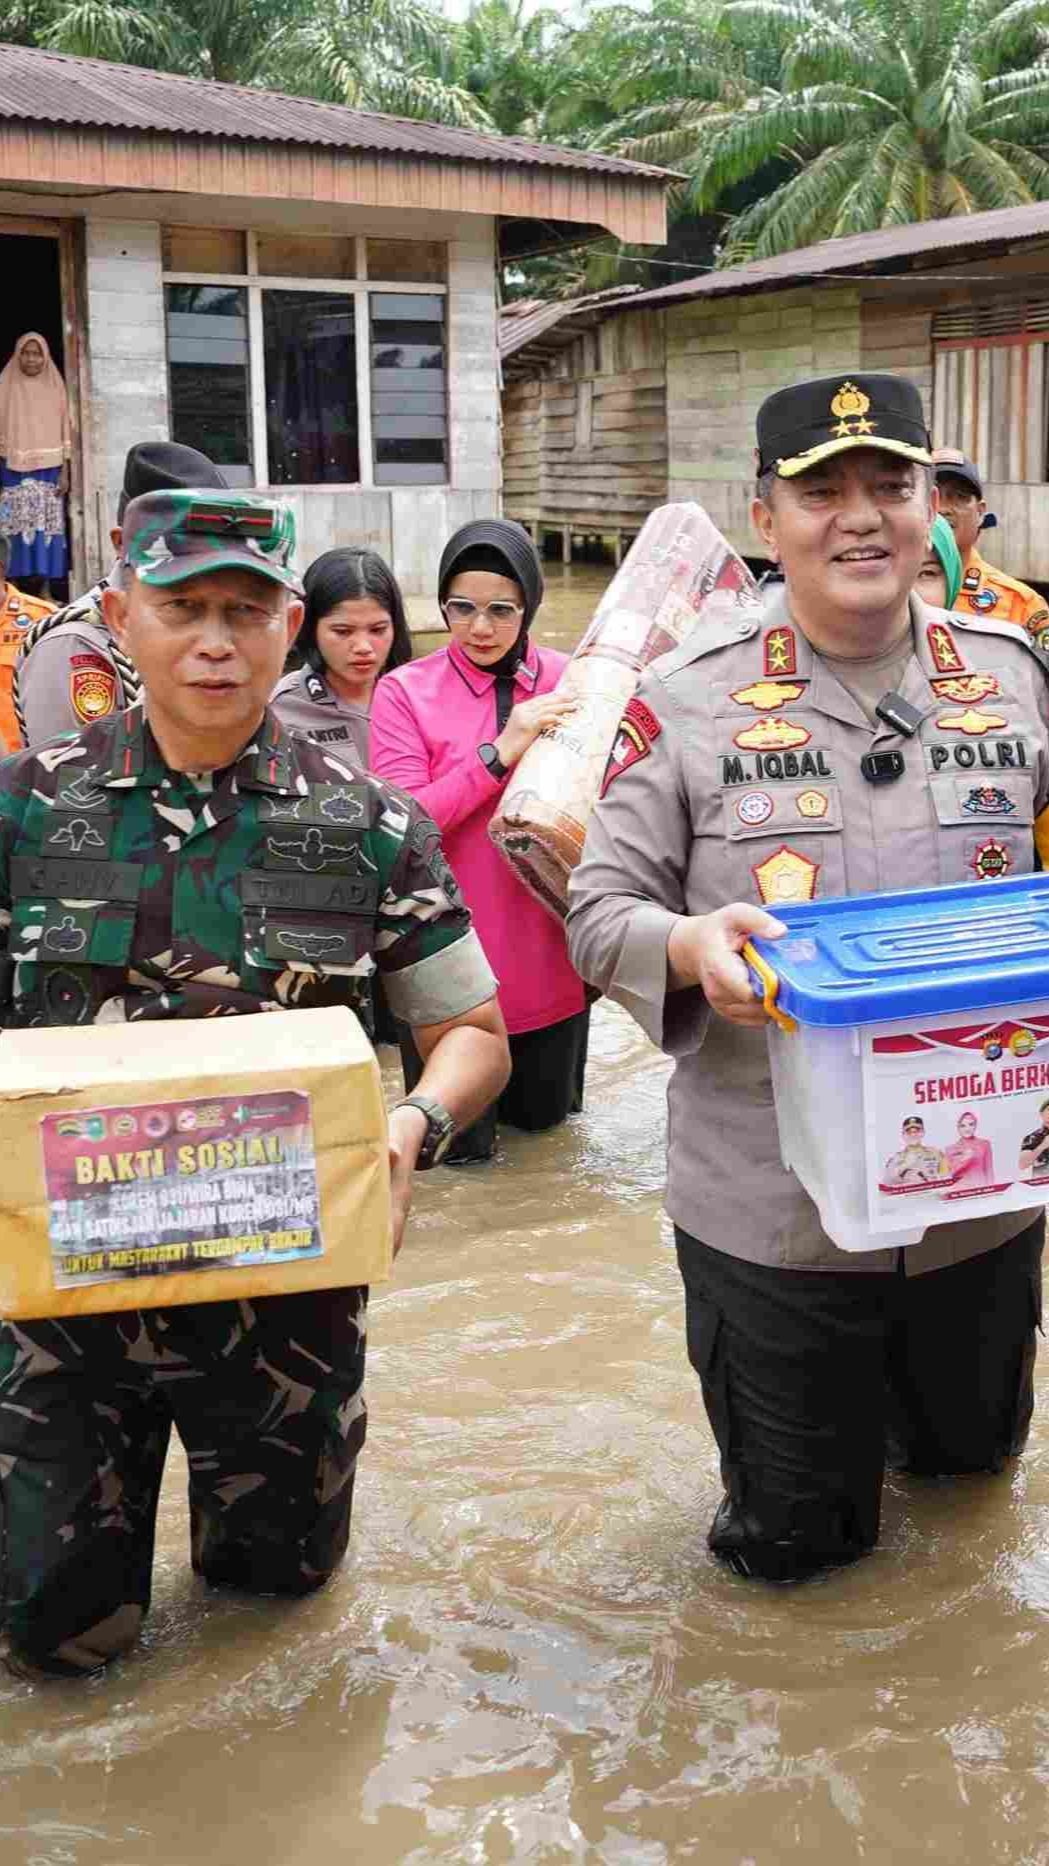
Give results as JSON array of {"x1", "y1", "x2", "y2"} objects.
[{"x1": 438, "y1": 519, "x2": 544, "y2": 731}]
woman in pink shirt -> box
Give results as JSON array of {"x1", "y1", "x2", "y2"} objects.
[{"x1": 370, "y1": 518, "x2": 588, "y2": 1162}]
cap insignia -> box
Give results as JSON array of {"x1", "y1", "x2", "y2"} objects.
[{"x1": 830, "y1": 381, "x2": 875, "y2": 440}]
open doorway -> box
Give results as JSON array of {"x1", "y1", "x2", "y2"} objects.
[{"x1": 0, "y1": 230, "x2": 70, "y2": 601}]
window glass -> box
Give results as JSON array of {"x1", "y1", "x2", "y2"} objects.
[
  {"x1": 163, "y1": 227, "x2": 246, "y2": 275},
  {"x1": 370, "y1": 293, "x2": 447, "y2": 485},
  {"x1": 366, "y1": 239, "x2": 445, "y2": 284},
  {"x1": 256, "y1": 233, "x2": 356, "y2": 280},
  {"x1": 263, "y1": 290, "x2": 359, "y2": 485},
  {"x1": 165, "y1": 284, "x2": 252, "y2": 485}
]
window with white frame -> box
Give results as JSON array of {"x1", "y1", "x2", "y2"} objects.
[{"x1": 162, "y1": 228, "x2": 449, "y2": 489}]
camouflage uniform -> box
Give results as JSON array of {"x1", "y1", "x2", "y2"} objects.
[{"x1": 0, "y1": 494, "x2": 496, "y2": 1675}]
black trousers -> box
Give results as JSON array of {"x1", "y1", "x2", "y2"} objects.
[
  {"x1": 400, "y1": 1008, "x2": 589, "y2": 1162},
  {"x1": 675, "y1": 1219, "x2": 1044, "y2": 1583}
]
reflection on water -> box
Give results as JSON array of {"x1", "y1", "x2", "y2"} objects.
[{"x1": 4, "y1": 570, "x2": 1049, "y2": 1861}]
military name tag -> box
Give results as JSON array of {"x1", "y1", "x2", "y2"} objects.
[
  {"x1": 11, "y1": 855, "x2": 142, "y2": 903},
  {"x1": 240, "y1": 871, "x2": 380, "y2": 915}
]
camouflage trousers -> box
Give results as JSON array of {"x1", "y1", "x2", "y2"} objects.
[{"x1": 0, "y1": 1287, "x2": 368, "y2": 1676}]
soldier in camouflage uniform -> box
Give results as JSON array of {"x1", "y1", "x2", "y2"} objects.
[{"x1": 0, "y1": 487, "x2": 509, "y2": 1679}]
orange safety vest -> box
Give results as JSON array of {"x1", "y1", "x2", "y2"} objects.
[
  {"x1": 954, "y1": 549, "x2": 1049, "y2": 642},
  {"x1": 0, "y1": 582, "x2": 56, "y2": 754}
]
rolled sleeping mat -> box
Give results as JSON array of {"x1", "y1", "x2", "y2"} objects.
[{"x1": 489, "y1": 503, "x2": 762, "y2": 919}]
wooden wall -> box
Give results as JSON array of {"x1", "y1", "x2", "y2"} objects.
[{"x1": 502, "y1": 308, "x2": 667, "y2": 550}]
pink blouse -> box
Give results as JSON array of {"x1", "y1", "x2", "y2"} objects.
[{"x1": 369, "y1": 637, "x2": 586, "y2": 1035}]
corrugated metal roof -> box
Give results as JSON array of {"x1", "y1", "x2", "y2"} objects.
[
  {"x1": 500, "y1": 286, "x2": 642, "y2": 360},
  {"x1": 0, "y1": 41, "x2": 669, "y2": 177},
  {"x1": 622, "y1": 202, "x2": 1049, "y2": 308}
]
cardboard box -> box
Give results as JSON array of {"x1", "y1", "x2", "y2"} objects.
[{"x1": 0, "y1": 1008, "x2": 391, "y2": 1318}]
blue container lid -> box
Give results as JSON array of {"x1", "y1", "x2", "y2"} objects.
[{"x1": 748, "y1": 873, "x2": 1049, "y2": 1027}]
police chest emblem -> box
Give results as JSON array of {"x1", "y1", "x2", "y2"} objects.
[
  {"x1": 733, "y1": 718, "x2": 811, "y2": 752},
  {"x1": 930, "y1": 674, "x2": 1000, "y2": 704},
  {"x1": 927, "y1": 623, "x2": 965, "y2": 674},
  {"x1": 763, "y1": 627, "x2": 797, "y2": 677},
  {"x1": 967, "y1": 589, "x2": 999, "y2": 612},
  {"x1": 729, "y1": 680, "x2": 805, "y2": 712},
  {"x1": 970, "y1": 837, "x2": 1012, "y2": 880},
  {"x1": 935, "y1": 708, "x2": 1007, "y2": 736},
  {"x1": 963, "y1": 786, "x2": 1016, "y2": 816},
  {"x1": 796, "y1": 789, "x2": 829, "y2": 819},
  {"x1": 736, "y1": 790, "x2": 773, "y2": 826},
  {"x1": 752, "y1": 845, "x2": 819, "y2": 905}
]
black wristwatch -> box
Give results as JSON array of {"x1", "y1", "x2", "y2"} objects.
[
  {"x1": 477, "y1": 741, "x2": 509, "y2": 781},
  {"x1": 395, "y1": 1094, "x2": 457, "y2": 1169}
]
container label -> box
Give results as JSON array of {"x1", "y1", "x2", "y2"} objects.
[
  {"x1": 862, "y1": 1014, "x2": 1049, "y2": 1232},
  {"x1": 40, "y1": 1090, "x2": 323, "y2": 1289}
]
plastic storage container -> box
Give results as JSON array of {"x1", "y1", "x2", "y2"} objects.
[{"x1": 745, "y1": 874, "x2": 1049, "y2": 1250}]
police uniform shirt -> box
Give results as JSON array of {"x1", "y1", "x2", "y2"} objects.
[
  {"x1": 956, "y1": 548, "x2": 1049, "y2": 642},
  {"x1": 0, "y1": 706, "x2": 496, "y2": 1033},
  {"x1": 566, "y1": 585, "x2": 1049, "y2": 1276},
  {"x1": 13, "y1": 579, "x2": 137, "y2": 748},
  {"x1": 271, "y1": 666, "x2": 370, "y2": 768}
]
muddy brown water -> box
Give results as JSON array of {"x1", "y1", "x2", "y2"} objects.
[{"x1": 4, "y1": 566, "x2": 1049, "y2": 1864}]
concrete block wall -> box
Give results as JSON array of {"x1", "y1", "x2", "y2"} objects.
[
  {"x1": 446, "y1": 220, "x2": 500, "y2": 499},
  {"x1": 665, "y1": 286, "x2": 862, "y2": 560},
  {"x1": 84, "y1": 219, "x2": 168, "y2": 554}
]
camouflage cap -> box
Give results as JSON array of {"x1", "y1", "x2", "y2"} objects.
[{"x1": 120, "y1": 489, "x2": 302, "y2": 594}]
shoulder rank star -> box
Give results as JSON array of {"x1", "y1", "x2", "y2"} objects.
[
  {"x1": 926, "y1": 622, "x2": 965, "y2": 674},
  {"x1": 763, "y1": 627, "x2": 797, "y2": 677}
]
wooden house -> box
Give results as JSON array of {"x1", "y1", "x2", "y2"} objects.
[
  {"x1": 0, "y1": 42, "x2": 669, "y2": 592},
  {"x1": 501, "y1": 205, "x2": 1049, "y2": 585}
]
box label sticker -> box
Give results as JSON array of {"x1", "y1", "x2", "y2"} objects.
[{"x1": 40, "y1": 1089, "x2": 323, "y2": 1289}]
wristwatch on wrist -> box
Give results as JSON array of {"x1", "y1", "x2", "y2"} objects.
[
  {"x1": 477, "y1": 741, "x2": 509, "y2": 782},
  {"x1": 395, "y1": 1094, "x2": 457, "y2": 1169}
]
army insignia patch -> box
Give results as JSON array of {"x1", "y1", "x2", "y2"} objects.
[
  {"x1": 935, "y1": 708, "x2": 1008, "y2": 736},
  {"x1": 829, "y1": 380, "x2": 875, "y2": 440},
  {"x1": 796, "y1": 789, "x2": 829, "y2": 819},
  {"x1": 735, "y1": 790, "x2": 773, "y2": 826},
  {"x1": 962, "y1": 786, "x2": 1016, "y2": 816},
  {"x1": 927, "y1": 623, "x2": 965, "y2": 674},
  {"x1": 275, "y1": 930, "x2": 346, "y2": 960},
  {"x1": 752, "y1": 845, "x2": 819, "y2": 905},
  {"x1": 733, "y1": 718, "x2": 811, "y2": 752},
  {"x1": 42, "y1": 913, "x2": 89, "y2": 955},
  {"x1": 69, "y1": 654, "x2": 118, "y2": 725},
  {"x1": 600, "y1": 695, "x2": 662, "y2": 796},
  {"x1": 763, "y1": 627, "x2": 797, "y2": 677},
  {"x1": 930, "y1": 674, "x2": 1001, "y2": 704},
  {"x1": 56, "y1": 770, "x2": 108, "y2": 811},
  {"x1": 967, "y1": 589, "x2": 999, "y2": 612},
  {"x1": 45, "y1": 817, "x2": 107, "y2": 855},
  {"x1": 319, "y1": 788, "x2": 366, "y2": 825},
  {"x1": 729, "y1": 680, "x2": 805, "y2": 712},
  {"x1": 970, "y1": 837, "x2": 1012, "y2": 881}
]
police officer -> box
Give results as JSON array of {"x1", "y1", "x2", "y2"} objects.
[
  {"x1": 933, "y1": 446, "x2": 1049, "y2": 641},
  {"x1": 13, "y1": 440, "x2": 228, "y2": 745},
  {"x1": 568, "y1": 374, "x2": 1049, "y2": 1583},
  {"x1": 0, "y1": 487, "x2": 509, "y2": 1678},
  {"x1": 0, "y1": 528, "x2": 54, "y2": 752}
]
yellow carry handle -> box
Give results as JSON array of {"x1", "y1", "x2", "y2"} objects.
[{"x1": 742, "y1": 940, "x2": 797, "y2": 1034}]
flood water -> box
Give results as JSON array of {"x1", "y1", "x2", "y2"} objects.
[{"x1": 4, "y1": 565, "x2": 1049, "y2": 1864}]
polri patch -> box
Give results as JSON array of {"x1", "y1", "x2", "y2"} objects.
[
  {"x1": 752, "y1": 845, "x2": 819, "y2": 905},
  {"x1": 600, "y1": 696, "x2": 662, "y2": 797},
  {"x1": 69, "y1": 654, "x2": 117, "y2": 725},
  {"x1": 763, "y1": 626, "x2": 797, "y2": 677},
  {"x1": 729, "y1": 680, "x2": 805, "y2": 712},
  {"x1": 935, "y1": 708, "x2": 1008, "y2": 737},
  {"x1": 796, "y1": 788, "x2": 829, "y2": 819},
  {"x1": 735, "y1": 790, "x2": 773, "y2": 827},
  {"x1": 733, "y1": 718, "x2": 811, "y2": 753},
  {"x1": 930, "y1": 674, "x2": 1001, "y2": 704},
  {"x1": 926, "y1": 622, "x2": 966, "y2": 674},
  {"x1": 962, "y1": 785, "x2": 1016, "y2": 816}
]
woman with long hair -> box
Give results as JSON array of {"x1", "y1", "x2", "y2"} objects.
[
  {"x1": 272, "y1": 546, "x2": 412, "y2": 764},
  {"x1": 0, "y1": 332, "x2": 71, "y2": 598},
  {"x1": 370, "y1": 517, "x2": 588, "y2": 1162}
]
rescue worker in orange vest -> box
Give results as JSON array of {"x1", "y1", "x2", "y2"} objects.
[
  {"x1": 933, "y1": 447, "x2": 1049, "y2": 643},
  {"x1": 0, "y1": 528, "x2": 54, "y2": 753}
]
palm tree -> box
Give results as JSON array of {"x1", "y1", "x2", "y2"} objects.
[
  {"x1": 601, "y1": 0, "x2": 1049, "y2": 260},
  {"x1": 451, "y1": 0, "x2": 565, "y2": 137}
]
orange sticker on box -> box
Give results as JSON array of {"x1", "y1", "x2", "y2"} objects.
[{"x1": 733, "y1": 718, "x2": 811, "y2": 752}]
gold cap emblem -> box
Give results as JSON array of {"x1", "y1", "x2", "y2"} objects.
[{"x1": 830, "y1": 380, "x2": 875, "y2": 440}]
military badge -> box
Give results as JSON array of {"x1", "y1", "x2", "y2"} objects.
[
  {"x1": 69, "y1": 654, "x2": 117, "y2": 725},
  {"x1": 930, "y1": 675, "x2": 1000, "y2": 703},
  {"x1": 733, "y1": 718, "x2": 811, "y2": 752},
  {"x1": 796, "y1": 789, "x2": 829, "y2": 819},
  {"x1": 735, "y1": 790, "x2": 773, "y2": 826},
  {"x1": 729, "y1": 680, "x2": 805, "y2": 711},
  {"x1": 763, "y1": 627, "x2": 797, "y2": 677},
  {"x1": 962, "y1": 786, "x2": 1016, "y2": 816},
  {"x1": 830, "y1": 381, "x2": 875, "y2": 440},
  {"x1": 926, "y1": 623, "x2": 965, "y2": 674},
  {"x1": 752, "y1": 845, "x2": 819, "y2": 905},
  {"x1": 970, "y1": 837, "x2": 1012, "y2": 881},
  {"x1": 600, "y1": 695, "x2": 663, "y2": 796},
  {"x1": 935, "y1": 708, "x2": 1008, "y2": 736}
]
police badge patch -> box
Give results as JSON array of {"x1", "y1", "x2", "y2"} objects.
[
  {"x1": 600, "y1": 696, "x2": 663, "y2": 796},
  {"x1": 69, "y1": 654, "x2": 118, "y2": 725}
]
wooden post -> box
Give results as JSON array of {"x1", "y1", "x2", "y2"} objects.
[{"x1": 562, "y1": 524, "x2": 572, "y2": 565}]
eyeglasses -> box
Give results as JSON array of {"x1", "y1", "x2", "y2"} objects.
[{"x1": 442, "y1": 598, "x2": 524, "y2": 626}]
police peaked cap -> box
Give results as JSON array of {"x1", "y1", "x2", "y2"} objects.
[
  {"x1": 756, "y1": 374, "x2": 932, "y2": 479},
  {"x1": 117, "y1": 441, "x2": 229, "y2": 522}
]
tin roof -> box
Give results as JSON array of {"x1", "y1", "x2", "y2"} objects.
[
  {"x1": 500, "y1": 286, "x2": 642, "y2": 369},
  {"x1": 0, "y1": 41, "x2": 668, "y2": 178}
]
